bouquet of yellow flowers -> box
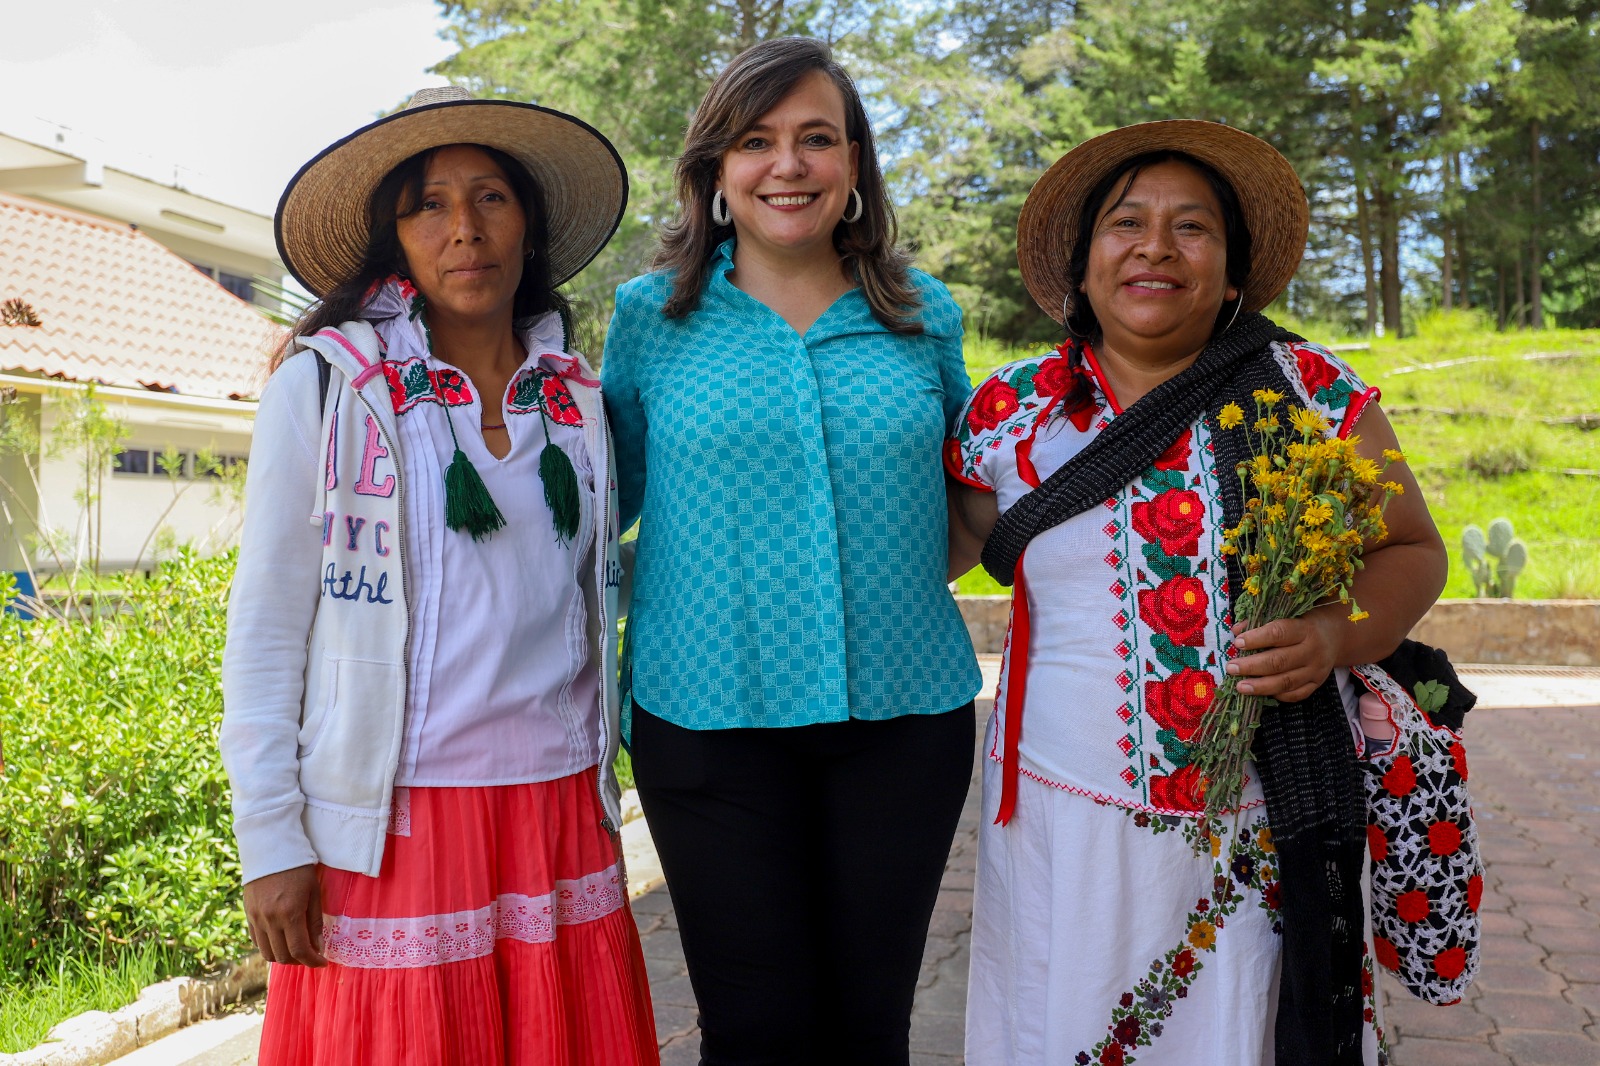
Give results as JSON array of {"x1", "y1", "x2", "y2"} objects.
[{"x1": 1192, "y1": 389, "x2": 1408, "y2": 823}]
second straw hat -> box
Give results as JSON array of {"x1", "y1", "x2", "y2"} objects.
[
  {"x1": 1017, "y1": 120, "x2": 1308, "y2": 323},
  {"x1": 276, "y1": 86, "x2": 628, "y2": 298}
]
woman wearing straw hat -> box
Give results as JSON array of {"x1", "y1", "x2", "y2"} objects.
[
  {"x1": 601, "y1": 37, "x2": 981, "y2": 1064},
  {"x1": 220, "y1": 88, "x2": 658, "y2": 1064},
  {"x1": 945, "y1": 123, "x2": 1446, "y2": 1064}
]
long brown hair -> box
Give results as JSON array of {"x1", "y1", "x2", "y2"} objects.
[
  {"x1": 655, "y1": 37, "x2": 922, "y2": 334},
  {"x1": 271, "y1": 143, "x2": 570, "y2": 369}
]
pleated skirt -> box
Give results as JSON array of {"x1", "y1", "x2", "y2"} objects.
[{"x1": 258, "y1": 771, "x2": 659, "y2": 1066}]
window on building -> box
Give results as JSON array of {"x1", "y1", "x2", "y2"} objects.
[
  {"x1": 113, "y1": 449, "x2": 151, "y2": 475},
  {"x1": 218, "y1": 272, "x2": 255, "y2": 303}
]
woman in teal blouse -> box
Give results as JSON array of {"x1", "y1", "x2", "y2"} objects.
[{"x1": 602, "y1": 37, "x2": 981, "y2": 1066}]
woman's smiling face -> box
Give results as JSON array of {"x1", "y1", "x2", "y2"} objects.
[
  {"x1": 716, "y1": 69, "x2": 860, "y2": 263},
  {"x1": 1080, "y1": 159, "x2": 1239, "y2": 366}
]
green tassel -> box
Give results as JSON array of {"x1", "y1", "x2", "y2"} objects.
[
  {"x1": 444, "y1": 447, "x2": 506, "y2": 541},
  {"x1": 539, "y1": 438, "x2": 581, "y2": 545}
]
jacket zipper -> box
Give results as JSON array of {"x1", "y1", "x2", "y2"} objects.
[
  {"x1": 353, "y1": 387, "x2": 412, "y2": 808},
  {"x1": 592, "y1": 399, "x2": 615, "y2": 832}
]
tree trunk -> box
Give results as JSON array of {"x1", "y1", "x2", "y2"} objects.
[
  {"x1": 1441, "y1": 222, "x2": 1454, "y2": 312},
  {"x1": 1514, "y1": 253, "x2": 1527, "y2": 329},
  {"x1": 1529, "y1": 118, "x2": 1544, "y2": 329},
  {"x1": 1496, "y1": 260, "x2": 1507, "y2": 330},
  {"x1": 1454, "y1": 152, "x2": 1470, "y2": 309},
  {"x1": 1375, "y1": 178, "x2": 1403, "y2": 337},
  {"x1": 1355, "y1": 169, "x2": 1378, "y2": 335}
]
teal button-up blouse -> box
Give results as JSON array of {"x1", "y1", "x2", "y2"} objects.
[{"x1": 601, "y1": 241, "x2": 982, "y2": 732}]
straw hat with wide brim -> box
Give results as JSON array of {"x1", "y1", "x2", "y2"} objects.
[
  {"x1": 1017, "y1": 120, "x2": 1308, "y2": 323},
  {"x1": 276, "y1": 86, "x2": 628, "y2": 298}
]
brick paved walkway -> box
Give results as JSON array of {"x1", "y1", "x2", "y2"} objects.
[{"x1": 635, "y1": 696, "x2": 1600, "y2": 1065}]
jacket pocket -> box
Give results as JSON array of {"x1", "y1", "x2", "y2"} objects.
[
  {"x1": 296, "y1": 656, "x2": 335, "y2": 758},
  {"x1": 298, "y1": 657, "x2": 403, "y2": 810}
]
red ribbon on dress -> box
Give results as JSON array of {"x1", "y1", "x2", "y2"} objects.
[{"x1": 995, "y1": 550, "x2": 1031, "y2": 827}]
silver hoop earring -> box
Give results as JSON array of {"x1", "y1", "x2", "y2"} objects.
[
  {"x1": 1061, "y1": 292, "x2": 1089, "y2": 341},
  {"x1": 842, "y1": 188, "x2": 863, "y2": 224},
  {"x1": 1222, "y1": 295, "x2": 1243, "y2": 334},
  {"x1": 711, "y1": 190, "x2": 731, "y2": 227},
  {"x1": 524, "y1": 247, "x2": 536, "y2": 260}
]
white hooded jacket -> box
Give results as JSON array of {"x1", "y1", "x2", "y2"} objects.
[{"x1": 220, "y1": 316, "x2": 624, "y2": 885}]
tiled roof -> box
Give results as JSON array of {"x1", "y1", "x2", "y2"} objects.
[{"x1": 0, "y1": 190, "x2": 280, "y2": 400}]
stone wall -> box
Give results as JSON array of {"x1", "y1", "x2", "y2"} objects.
[{"x1": 956, "y1": 596, "x2": 1600, "y2": 667}]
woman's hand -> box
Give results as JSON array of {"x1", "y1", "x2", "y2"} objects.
[
  {"x1": 1224, "y1": 609, "x2": 1345, "y2": 703},
  {"x1": 243, "y1": 864, "x2": 327, "y2": 967}
]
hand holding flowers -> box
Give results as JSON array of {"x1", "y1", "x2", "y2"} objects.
[{"x1": 1192, "y1": 389, "x2": 1409, "y2": 822}]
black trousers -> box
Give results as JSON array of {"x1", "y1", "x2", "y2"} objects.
[{"x1": 632, "y1": 703, "x2": 976, "y2": 1066}]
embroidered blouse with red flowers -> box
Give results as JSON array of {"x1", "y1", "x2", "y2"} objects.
[
  {"x1": 380, "y1": 306, "x2": 601, "y2": 788},
  {"x1": 945, "y1": 336, "x2": 1378, "y2": 817}
]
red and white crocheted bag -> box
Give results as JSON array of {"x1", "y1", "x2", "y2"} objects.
[{"x1": 1354, "y1": 664, "x2": 1483, "y2": 1005}]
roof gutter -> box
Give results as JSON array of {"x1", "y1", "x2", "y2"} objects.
[{"x1": 0, "y1": 373, "x2": 258, "y2": 416}]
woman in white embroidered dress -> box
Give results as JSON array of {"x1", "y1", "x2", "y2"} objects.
[
  {"x1": 220, "y1": 89, "x2": 657, "y2": 1064},
  {"x1": 946, "y1": 123, "x2": 1446, "y2": 1064}
]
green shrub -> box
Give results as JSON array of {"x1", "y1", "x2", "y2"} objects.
[{"x1": 0, "y1": 550, "x2": 246, "y2": 981}]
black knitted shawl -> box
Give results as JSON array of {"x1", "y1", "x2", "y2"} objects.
[{"x1": 982, "y1": 312, "x2": 1368, "y2": 1064}]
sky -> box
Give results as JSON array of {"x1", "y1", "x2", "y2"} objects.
[{"x1": 0, "y1": 0, "x2": 458, "y2": 216}]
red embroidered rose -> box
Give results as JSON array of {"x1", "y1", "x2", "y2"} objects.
[
  {"x1": 1145, "y1": 668, "x2": 1216, "y2": 742},
  {"x1": 1367, "y1": 823, "x2": 1388, "y2": 864},
  {"x1": 1396, "y1": 890, "x2": 1430, "y2": 923},
  {"x1": 1295, "y1": 346, "x2": 1340, "y2": 395},
  {"x1": 1433, "y1": 946, "x2": 1467, "y2": 981},
  {"x1": 967, "y1": 378, "x2": 1021, "y2": 433},
  {"x1": 433, "y1": 368, "x2": 472, "y2": 405},
  {"x1": 1374, "y1": 936, "x2": 1400, "y2": 972},
  {"x1": 1171, "y1": 948, "x2": 1197, "y2": 977},
  {"x1": 1031, "y1": 354, "x2": 1076, "y2": 398},
  {"x1": 1263, "y1": 881, "x2": 1282, "y2": 911},
  {"x1": 542, "y1": 375, "x2": 583, "y2": 426},
  {"x1": 1131, "y1": 489, "x2": 1205, "y2": 557},
  {"x1": 1428, "y1": 820, "x2": 1462, "y2": 856},
  {"x1": 1099, "y1": 1044, "x2": 1125, "y2": 1066},
  {"x1": 1467, "y1": 874, "x2": 1483, "y2": 912},
  {"x1": 1381, "y1": 755, "x2": 1418, "y2": 798},
  {"x1": 1153, "y1": 429, "x2": 1193, "y2": 471},
  {"x1": 1148, "y1": 763, "x2": 1205, "y2": 812},
  {"x1": 1450, "y1": 741, "x2": 1469, "y2": 781},
  {"x1": 1138, "y1": 575, "x2": 1209, "y2": 646},
  {"x1": 1112, "y1": 1015, "x2": 1141, "y2": 1047},
  {"x1": 1361, "y1": 965, "x2": 1374, "y2": 996}
]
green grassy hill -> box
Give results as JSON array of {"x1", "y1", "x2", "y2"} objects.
[{"x1": 956, "y1": 317, "x2": 1600, "y2": 601}]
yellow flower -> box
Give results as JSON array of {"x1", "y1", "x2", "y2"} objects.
[
  {"x1": 1382, "y1": 480, "x2": 1405, "y2": 496},
  {"x1": 1254, "y1": 415, "x2": 1281, "y2": 432},
  {"x1": 1244, "y1": 576, "x2": 1262, "y2": 596},
  {"x1": 1218, "y1": 402, "x2": 1245, "y2": 429},
  {"x1": 1189, "y1": 920, "x2": 1217, "y2": 950},
  {"x1": 1252, "y1": 388, "x2": 1284, "y2": 405},
  {"x1": 1266, "y1": 503, "x2": 1287, "y2": 522},
  {"x1": 1257, "y1": 827, "x2": 1275, "y2": 853},
  {"x1": 1349, "y1": 457, "x2": 1380, "y2": 484},
  {"x1": 1288, "y1": 406, "x2": 1330, "y2": 436},
  {"x1": 1300, "y1": 500, "x2": 1334, "y2": 528},
  {"x1": 1383, "y1": 448, "x2": 1406, "y2": 463},
  {"x1": 1349, "y1": 607, "x2": 1370, "y2": 622},
  {"x1": 1220, "y1": 541, "x2": 1238, "y2": 556}
]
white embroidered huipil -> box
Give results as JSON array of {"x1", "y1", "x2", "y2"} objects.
[
  {"x1": 388, "y1": 322, "x2": 598, "y2": 787},
  {"x1": 949, "y1": 339, "x2": 1385, "y2": 1066}
]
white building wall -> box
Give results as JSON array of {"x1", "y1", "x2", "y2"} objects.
[{"x1": 36, "y1": 392, "x2": 255, "y2": 573}]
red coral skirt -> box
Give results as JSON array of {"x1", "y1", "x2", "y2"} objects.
[{"x1": 257, "y1": 772, "x2": 658, "y2": 1066}]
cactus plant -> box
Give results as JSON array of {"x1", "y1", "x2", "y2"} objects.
[{"x1": 1462, "y1": 518, "x2": 1528, "y2": 597}]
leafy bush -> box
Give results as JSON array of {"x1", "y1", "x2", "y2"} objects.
[{"x1": 0, "y1": 550, "x2": 246, "y2": 981}]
